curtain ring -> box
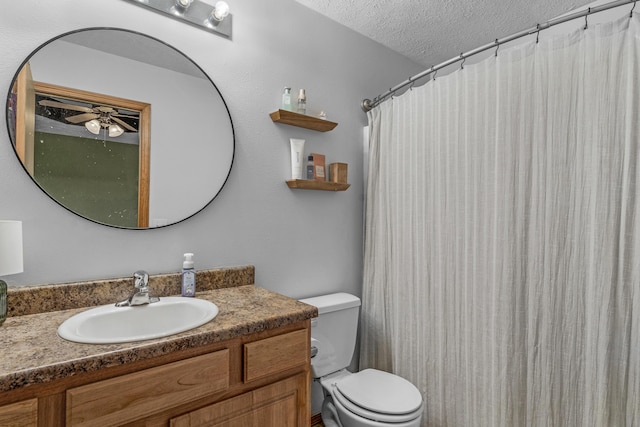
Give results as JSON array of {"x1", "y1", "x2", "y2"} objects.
[
  {"x1": 584, "y1": 7, "x2": 590, "y2": 30},
  {"x1": 536, "y1": 23, "x2": 541, "y2": 44},
  {"x1": 494, "y1": 39, "x2": 500, "y2": 57},
  {"x1": 408, "y1": 79, "x2": 415, "y2": 91},
  {"x1": 459, "y1": 53, "x2": 466, "y2": 70},
  {"x1": 431, "y1": 66, "x2": 437, "y2": 81},
  {"x1": 631, "y1": 1, "x2": 637, "y2": 18}
]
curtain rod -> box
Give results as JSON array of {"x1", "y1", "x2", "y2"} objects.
[{"x1": 361, "y1": 0, "x2": 637, "y2": 112}]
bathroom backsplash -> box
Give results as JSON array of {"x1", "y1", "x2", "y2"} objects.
[{"x1": 7, "y1": 265, "x2": 254, "y2": 317}]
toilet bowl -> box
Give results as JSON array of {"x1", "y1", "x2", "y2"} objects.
[{"x1": 299, "y1": 293, "x2": 423, "y2": 427}]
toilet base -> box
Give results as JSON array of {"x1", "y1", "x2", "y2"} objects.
[{"x1": 321, "y1": 396, "x2": 343, "y2": 427}]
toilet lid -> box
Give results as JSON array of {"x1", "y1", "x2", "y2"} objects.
[{"x1": 335, "y1": 369, "x2": 423, "y2": 415}]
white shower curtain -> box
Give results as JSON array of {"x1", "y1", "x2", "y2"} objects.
[{"x1": 362, "y1": 13, "x2": 640, "y2": 427}]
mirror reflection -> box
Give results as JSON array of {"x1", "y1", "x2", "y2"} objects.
[{"x1": 6, "y1": 28, "x2": 234, "y2": 229}]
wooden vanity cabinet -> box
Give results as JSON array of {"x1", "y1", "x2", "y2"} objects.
[
  {"x1": 0, "y1": 320, "x2": 311, "y2": 427},
  {"x1": 170, "y1": 328, "x2": 310, "y2": 427}
]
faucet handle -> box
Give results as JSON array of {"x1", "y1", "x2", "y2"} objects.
[{"x1": 133, "y1": 270, "x2": 149, "y2": 289}]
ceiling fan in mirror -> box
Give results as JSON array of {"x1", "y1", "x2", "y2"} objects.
[{"x1": 37, "y1": 97, "x2": 139, "y2": 138}]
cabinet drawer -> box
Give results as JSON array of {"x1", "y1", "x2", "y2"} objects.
[
  {"x1": 0, "y1": 398, "x2": 38, "y2": 427},
  {"x1": 244, "y1": 329, "x2": 308, "y2": 383},
  {"x1": 67, "y1": 349, "x2": 229, "y2": 427}
]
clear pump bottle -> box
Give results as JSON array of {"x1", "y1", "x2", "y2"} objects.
[
  {"x1": 297, "y1": 89, "x2": 306, "y2": 114},
  {"x1": 282, "y1": 87, "x2": 292, "y2": 111},
  {"x1": 181, "y1": 253, "x2": 196, "y2": 297}
]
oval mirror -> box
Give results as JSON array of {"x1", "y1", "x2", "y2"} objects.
[{"x1": 6, "y1": 28, "x2": 234, "y2": 229}]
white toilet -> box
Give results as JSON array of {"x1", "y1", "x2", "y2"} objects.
[{"x1": 299, "y1": 293, "x2": 423, "y2": 427}]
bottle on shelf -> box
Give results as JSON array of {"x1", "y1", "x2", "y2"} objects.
[
  {"x1": 306, "y1": 155, "x2": 314, "y2": 180},
  {"x1": 282, "y1": 87, "x2": 292, "y2": 111},
  {"x1": 297, "y1": 89, "x2": 306, "y2": 114}
]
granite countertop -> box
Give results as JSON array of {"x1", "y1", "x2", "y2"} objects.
[{"x1": 0, "y1": 285, "x2": 317, "y2": 393}]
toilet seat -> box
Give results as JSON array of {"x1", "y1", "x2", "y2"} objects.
[{"x1": 331, "y1": 369, "x2": 423, "y2": 423}]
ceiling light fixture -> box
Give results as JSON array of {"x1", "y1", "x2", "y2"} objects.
[
  {"x1": 85, "y1": 119, "x2": 101, "y2": 135},
  {"x1": 85, "y1": 118, "x2": 125, "y2": 138},
  {"x1": 108, "y1": 124, "x2": 125, "y2": 138},
  {"x1": 122, "y1": 0, "x2": 232, "y2": 38}
]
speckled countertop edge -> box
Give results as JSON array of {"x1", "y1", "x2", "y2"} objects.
[{"x1": 0, "y1": 285, "x2": 317, "y2": 393}]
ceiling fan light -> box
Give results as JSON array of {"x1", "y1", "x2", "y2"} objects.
[
  {"x1": 85, "y1": 119, "x2": 101, "y2": 135},
  {"x1": 108, "y1": 124, "x2": 124, "y2": 137}
]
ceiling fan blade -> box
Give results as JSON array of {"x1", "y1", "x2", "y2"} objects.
[
  {"x1": 96, "y1": 106, "x2": 115, "y2": 113},
  {"x1": 111, "y1": 113, "x2": 139, "y2": 119},
  {"x1": 38, "y1": 99, "x2": 94, "y2": 113},
  {"x1": 65, "y1": 113, "x2": 100, "y2": 124},
  {"x1": 110, "y1": 116, "x2": 137, "y2": 132}
]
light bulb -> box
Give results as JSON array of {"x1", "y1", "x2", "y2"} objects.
[
  {"x1": 85, "y1": 119, "x2": 101, "y2": 135},
  {"x1": 210, "y1": 1, "x2": 229, "y2": 22},
  {"x1": 176, "y1": 0, "x2": 193, "y2": 8}
]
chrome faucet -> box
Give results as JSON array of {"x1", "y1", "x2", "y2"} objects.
[{"x1": 115, "y1": 270, "x2": 159, "y2": 307}]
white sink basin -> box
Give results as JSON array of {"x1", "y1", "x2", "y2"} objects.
[{"x1": 57, "y1": 297, "x2": 219, "y2": 344}]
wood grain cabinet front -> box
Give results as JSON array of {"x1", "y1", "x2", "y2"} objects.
[
  {"x1": 0, "y1": 398, "x2": 38, "y2": 427},
  {"x1": 66, "y1": 350, "x2": 230, "y2": 427},
  {"x1": 243, "y1": 329, "x2": 309, "y2": 383},
  {"x1": 170, "y1": 373, "x2": 308, "y2": 427}
]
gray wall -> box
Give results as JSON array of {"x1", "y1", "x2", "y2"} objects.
[{"x1": 0, "y1": 0, "x2": 423, "y2": 298}]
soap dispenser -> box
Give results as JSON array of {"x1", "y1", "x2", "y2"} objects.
[
  {"x1": 181, "y1": 253, "x2": 196, "y2": 297},
  {"x1": 282, "y1": 87, "x2": 293, "y2": 111}
]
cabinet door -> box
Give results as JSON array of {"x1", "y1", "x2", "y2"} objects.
[
  {"x1": 0, "y1": 398, "x2": 38, "y2": 427},
  {"x1": 170, "y1": 372, "x2": 309, "y2": 427}
]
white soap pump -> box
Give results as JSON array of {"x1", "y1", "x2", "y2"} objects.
[{"x1": 181, "y1": 253, "x2": 196, "y2": 297}]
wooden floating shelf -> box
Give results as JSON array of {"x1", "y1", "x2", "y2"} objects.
[
  {"x1": 270, "y1": 109, "x2": 338, "y2": 132},
  {"x1": 286, "y1": 180, "x2": 350, "y2": 191}
]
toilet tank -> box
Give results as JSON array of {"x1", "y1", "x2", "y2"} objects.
[{"x1": 299, "y1": 293, "x2": 361, "y2": 378}]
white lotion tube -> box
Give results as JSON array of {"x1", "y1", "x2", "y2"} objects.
[{"x1": 290, "y1": 138, "x2": 305, "y2": 179}]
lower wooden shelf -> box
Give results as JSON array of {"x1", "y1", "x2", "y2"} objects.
[{"x1": 286, "y1": 180, "x2": 350, "y2": 191}]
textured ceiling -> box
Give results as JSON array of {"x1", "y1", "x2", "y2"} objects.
[{"x1": 295, "y1": 0, "x2": 595, "y2": 67}]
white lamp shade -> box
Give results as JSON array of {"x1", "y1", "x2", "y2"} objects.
[
  {"x1": 0, "y1": 221, "x2": 23, "y2": 276},
  {"x1": 85, "y1": 119, "x2": 101, "y2": 135},
  {"x1": 108, "y1": 124, "x2": 124, "y2": 137}
]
